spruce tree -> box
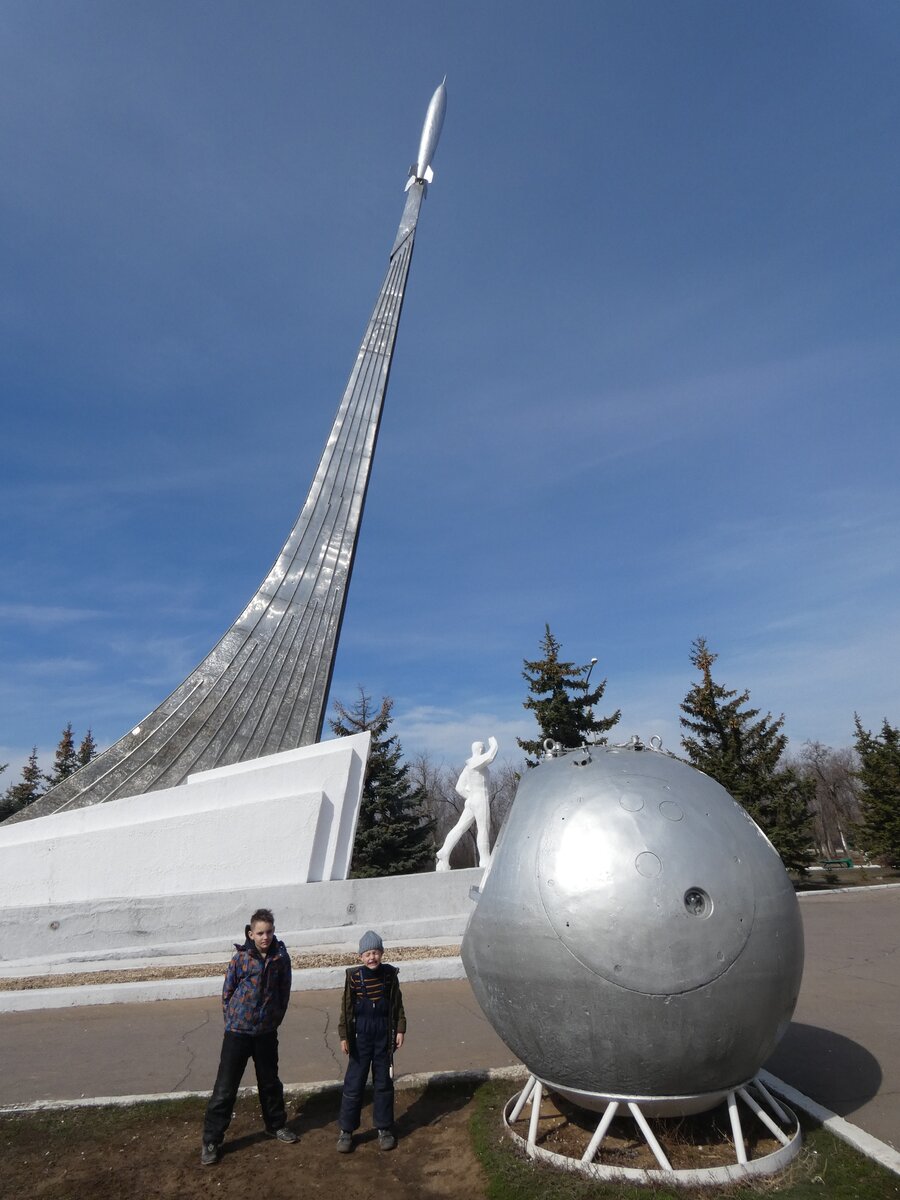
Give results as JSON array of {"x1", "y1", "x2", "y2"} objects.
[
  {"x1": 680, "y1": 638, "x2": 814, "y2": 872},
  {"x1": 518, "y1": 625, "x2": 620, "y2": 766},
  {"x1": 77, "y1": 728, "x2": 98, "y2": 768},
  {"x1": 48, "y1": 723, "x2": 79, "y2": 787},
  {"x1": 0, "y1": 747, "x2": 45, "y2": 821},
  {"x1": 330, "y1": 689, "x2": 434, "y2": 878},
  {"x1": 853, "y1": 715, "x2": 900, "y2": 865}
]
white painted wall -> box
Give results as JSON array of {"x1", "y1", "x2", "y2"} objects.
[
  {"x1": 0, "y1": 735, "x2": 369, "y2": 959},
  {"x1": 188, "y1": 736, "x2": 367, "y2": 882}
]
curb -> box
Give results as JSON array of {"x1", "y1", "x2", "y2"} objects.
[
  {"x1": 759, "y1": 1070, "x2": 900, "y2": 1177},
  {"x1": 0, "y1": 956, "x2": 466, "y2": 1013},
  {"x1": 796, "y1": 881, "x2": 900, "y2": 899},
  {"x1": 0, "y1": 1064, "x2": 529, "y2": 1114}
]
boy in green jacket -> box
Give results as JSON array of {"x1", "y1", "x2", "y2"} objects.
[{"x1": 336, "y1": 930, "x2": 406, "y2": 1152}]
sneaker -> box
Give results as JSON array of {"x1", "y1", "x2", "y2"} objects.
[
  {"x1": 267, "y1": 1126, "x2": 299, "y2": 1144},
  {"x1": 378, "y1": 1128, "x2": 397, "y2": 1151},
  {"x1": 200, "y1": 1142, "x2": 219, "y2": 1166},
  {"x1": 336, "y1": 1130, "x2": 353, "y2": 1153}
]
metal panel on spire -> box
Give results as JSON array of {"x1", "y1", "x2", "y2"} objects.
[{"x1": 10, "y1": 83, "x2": 447, "y2": 822}]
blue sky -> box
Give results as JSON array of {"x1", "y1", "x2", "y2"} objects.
[{"x1": 2, "y1": 1, "x2": 898, "y2": 782}]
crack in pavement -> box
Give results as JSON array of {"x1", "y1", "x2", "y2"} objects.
[
  {"x1": 450, "y1": 996, "x2": 490, "y2": 1023},
  {"x1": 305, "y1": 1002, "x2": 343, "y2": 1076},
  {"x1": 170, "y1": 1008, "x2": 211, "y2": 1093}
]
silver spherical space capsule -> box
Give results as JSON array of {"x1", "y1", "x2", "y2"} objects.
[{"x1": 462, "y1": 743, "x2": 804, "y2": 1115}]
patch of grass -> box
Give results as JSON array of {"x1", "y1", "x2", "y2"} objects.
[
  {"x1": 469, "y1": 1079, "x2": 900, "y2": 1200},
  {"x1": 0, "y1": 1096, "x2": 206, "y2": 1142},
  {"x1": 772, "y1": 1125, "x2": 900, "y2": 1200}
]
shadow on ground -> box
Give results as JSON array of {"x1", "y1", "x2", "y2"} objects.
[{"x1": 765, "y1": 1021, "x2": 882, "y2": 1116}]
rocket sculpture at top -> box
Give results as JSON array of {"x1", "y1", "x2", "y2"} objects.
[
  {"x1": 9, "y1": 82, "x2": 448, "y2": 822},
  {"x1": 406, "y1": 77, "x2": 446, "y2": 191}
]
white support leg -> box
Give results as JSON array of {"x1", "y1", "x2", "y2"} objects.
[
  {"x1": 737, "y1": 1086, "x2": 792, "y2": 1146},
  {"x1": 727, "y1": 1090, "x2": 748, "y2": 1164},
  {"x1": 581, "y1": 1100, "x2": 619, "y2": 1164},
  {"x1": 526, "y1": 1079, "x2": 544, "y2": 1154},
  {"x1": 751, "y1": 1077, "x2": 790, "y2": 1124},
  {"x1": 509, "y1": 1075, "x2": 537, "y2": 1124},
  {"x1": 627, "y1": 1101, "x2": 673, "y2": 1172}
]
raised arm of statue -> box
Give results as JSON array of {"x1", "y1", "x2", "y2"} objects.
[{"x1": 468, "y1": 736, "x2": 499, "y2": 773}]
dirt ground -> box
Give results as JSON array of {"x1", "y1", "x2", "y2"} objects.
[
  {"x1": 1, "y1": 1082, "x2": 487, "y2": 1200},
  {"x1": 6, "y1": 1078, "x2": 894, "y2": 1200},
  {"x1": 2, "y1": 1078, "x2": 794, "y2": 1200}
]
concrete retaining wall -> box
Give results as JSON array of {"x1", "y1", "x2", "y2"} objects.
[{"x1": 0, "y1": 867, "x2": 484, "y2": 970}]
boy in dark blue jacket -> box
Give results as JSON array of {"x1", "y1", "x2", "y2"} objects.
[{"x1": 201, "y1": 908, "x2": 297, "y2": 1165}]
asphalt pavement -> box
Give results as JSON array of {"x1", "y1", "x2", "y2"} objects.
[{"x1": 765, "y1": 886, "x2": 900, "y2": 1151}]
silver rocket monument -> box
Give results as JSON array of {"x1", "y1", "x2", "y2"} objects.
[{"x1": 10, "y1": 82, "x2": 448, "y2": 822}]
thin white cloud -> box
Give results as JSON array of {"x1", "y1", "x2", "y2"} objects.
[
  {"x1": 0, "y1": 604, "x2": 104, "y2": 626},
  {"x1": 393, "y1": 701, "x2": 532, "y2": 765}
]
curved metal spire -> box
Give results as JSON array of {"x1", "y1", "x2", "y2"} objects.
[{"x1": 10, "y1": 85, "x2": 446, "y2": 822}]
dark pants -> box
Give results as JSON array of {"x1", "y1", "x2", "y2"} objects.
[
  {"x1": 338, "y1": 1018, "x2": 394, "y2": 1132},
  {"x1": 203, "y1": 1030, "x2": 286, "y2": 1145}
]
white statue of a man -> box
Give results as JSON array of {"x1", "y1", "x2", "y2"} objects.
[{"x1": 435, "y1": 736, "x2": 499, "y2": 871}]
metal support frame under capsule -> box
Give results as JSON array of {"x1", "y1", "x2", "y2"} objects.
[{"x1": 504, "y1": 1074, "x2": 801, "y2": 1186}]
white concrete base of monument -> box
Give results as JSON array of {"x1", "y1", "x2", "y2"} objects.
[
  {"x1": 0, "y1": 866, "x2": 484, "y2": 975},
  {"x1": 0, "y1": 866, "x2": 484, "y2": 1011},
  {"x1": 0, "y1": 735, "x2": 371, "y2": 963}
]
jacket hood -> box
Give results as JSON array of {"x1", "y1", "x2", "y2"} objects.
[{"x1": 234, "y1": 936, "x2": 283, "y2": 959}]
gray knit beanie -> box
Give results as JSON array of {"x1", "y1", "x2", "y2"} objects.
[{"x1": 359, "y1": 930, "x2": 384, "y2": 954}]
